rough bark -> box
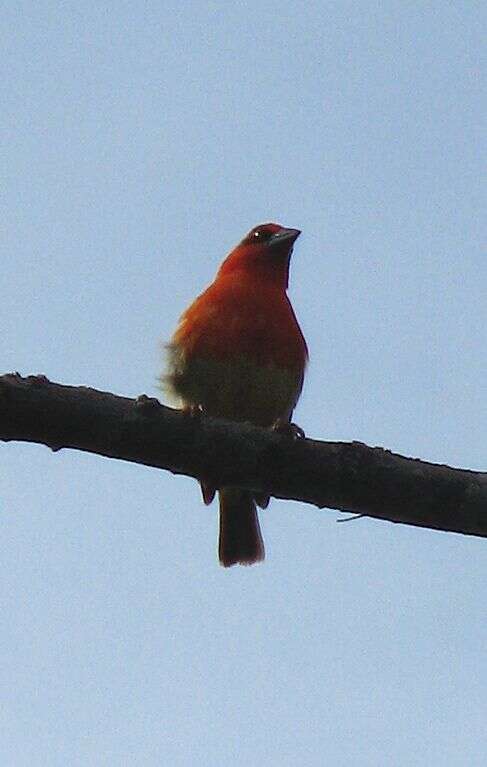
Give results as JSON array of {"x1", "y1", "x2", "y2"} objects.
[{"x1": 1, "y1": 372, "x2": 486, "y2": 538}]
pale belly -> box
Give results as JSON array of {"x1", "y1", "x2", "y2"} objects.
[{"x1": 164, "y1": 345, "x2": 303, "y2": 427}]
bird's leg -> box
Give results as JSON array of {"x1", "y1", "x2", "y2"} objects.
[{"x1": 271, "y1": 418, "x2": 305, "y2": 440}]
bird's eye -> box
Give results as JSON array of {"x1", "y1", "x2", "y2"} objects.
[{"x1": 252, "y1": 229, "x2": 272, "y2": 241}]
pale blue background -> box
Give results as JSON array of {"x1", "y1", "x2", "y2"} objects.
[{"x1": 1, "y1": 2, "x2": 486, "y2": 765}]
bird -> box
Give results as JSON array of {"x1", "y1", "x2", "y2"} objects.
[{"x1": 163, "y1": 223, "x2": 308, "y2": 566}]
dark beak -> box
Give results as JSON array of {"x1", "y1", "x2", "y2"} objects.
[{"x1": 269, "y1": 227, "x2": 301, "y2": 248}]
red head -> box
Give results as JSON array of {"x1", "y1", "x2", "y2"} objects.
[{"x1": 217, "y1": 223, "x2": 301, "y2": 290}]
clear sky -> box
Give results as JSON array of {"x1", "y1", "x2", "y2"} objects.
[{"x1": 1, "y1": 2, "x2": 486, "y2": 765}]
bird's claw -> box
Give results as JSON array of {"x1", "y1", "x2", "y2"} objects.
[
  {"x1": 182, "y1": 403, "x2": 204, "y2": 419},
  {"x1": 271, "y1": 418, "x2": 305, "y2": 440},
  {"x1": 135, "y1": 394, "x2": 162, "y2": 413}
]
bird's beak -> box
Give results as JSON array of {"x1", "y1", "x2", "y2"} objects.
[{"x1": 269, "y1": 227, "x2": 301, "y2": 248}]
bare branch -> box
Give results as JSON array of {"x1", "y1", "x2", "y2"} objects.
[{"x1": 1, "y1": 372, "x2": 486, "y2": 538}]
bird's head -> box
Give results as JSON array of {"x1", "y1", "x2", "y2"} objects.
[{"x1": 217, "y1": 223, "x2": 301, "y2": 289}]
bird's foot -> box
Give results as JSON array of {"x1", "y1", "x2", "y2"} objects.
[
  {"x1": 271, "y1": 418, "x2": 305, "y2": 440},
  {"x1": 134, "y1": 394, "x2": 162, "y2": 413},
  {"x1": 182, "y1": 403, "x2": 204, "y2": 419}
]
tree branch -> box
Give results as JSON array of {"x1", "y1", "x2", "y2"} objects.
[{"x1": 1, "y1": 372, "x2": 486, "y2": 538}]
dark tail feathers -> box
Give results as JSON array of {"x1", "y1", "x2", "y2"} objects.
[{"x1": 218, "y1": 488, "x2": 265, "y2": 567}]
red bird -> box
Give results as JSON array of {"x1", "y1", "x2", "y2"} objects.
[{"x1": 164, "y1": 223, "x2": 308, "y2": 566}]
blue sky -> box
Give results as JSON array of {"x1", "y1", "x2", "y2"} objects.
[{"x1": 1, "y1": 2, "x2": 486, "y2": 765}]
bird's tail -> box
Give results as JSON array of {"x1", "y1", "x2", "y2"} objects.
[{"x1": 218, "y1": 488, "x2": 265, "y2": 567}]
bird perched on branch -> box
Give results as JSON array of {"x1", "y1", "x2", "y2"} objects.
[{"x1": 164, "y1": 223, "x2": 308, "y2": 566}]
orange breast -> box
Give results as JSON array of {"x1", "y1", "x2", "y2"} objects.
[
  {"x1": 172, "y1": 273, "x2": 308, "y2": 370},
  {"x1": 165, "y1": 273, "x2": 307, "y2": 425}
]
